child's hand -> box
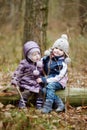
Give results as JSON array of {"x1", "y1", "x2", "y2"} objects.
[{"x1": 37, "y1": 78, "x2": 42, "y2": 83}]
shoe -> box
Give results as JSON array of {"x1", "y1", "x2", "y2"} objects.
[
  {"x1": 41, "y1": 100, "x2": 53, "y2": 114},
  {"x1": 53, "y1": 96, "x2": 65, "y2": 112},
  {"x1": 56, "y1": 105, "x2": 65, "y2": 112},
  {"x1": 18, "y1": 99, "x2": 26, "y2": 109}
]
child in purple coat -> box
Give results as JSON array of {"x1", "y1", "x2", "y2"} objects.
[{"x1": 11, "y1": 41, "x2": 43, "y2": 109}]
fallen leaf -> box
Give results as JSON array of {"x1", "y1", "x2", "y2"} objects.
[
  {"x1": 4, "y1": 111, "x2": 12, "y2": 118},
  {"x1": 0, "y1": 121, "x2": 3, "y2": 129},
  {"x1": 0, "y1": 102, "x2": 4, "y2": 109}
]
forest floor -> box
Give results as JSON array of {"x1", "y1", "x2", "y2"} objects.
[
  {"x1": 68, "y1": 66, "x2": 87, "y2": 88},
  {"x1": 0, "y1": 65, "x2": 87, "y2": 130}
]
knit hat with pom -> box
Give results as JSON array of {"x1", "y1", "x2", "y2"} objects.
[
  {"x1": 23, "y1": 41, "x2": 43, "y2": 76},
  {"x1": 44, "y1": 34, "x2": 71, "y2": 63},
  {"x1": 52, "y1": 34, "x2": 69, "y2": 55},
  {"x1": 23, "y1": 41, "x2": 40, "y2": 58}
]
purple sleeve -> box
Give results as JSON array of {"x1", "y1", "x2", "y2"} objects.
[{"x1": 11, "y1": 60, "x2": 25, "y2": 86}]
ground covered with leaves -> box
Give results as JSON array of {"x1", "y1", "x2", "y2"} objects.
[
  {"x1": 0, "y1": 66, "x2": 87, "y2": 130},
  {"x1": 0, "y1": 103, "x2": 87, "y2": 130}
]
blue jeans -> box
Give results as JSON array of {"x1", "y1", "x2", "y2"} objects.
[{"x1": 46, "y1": 82, "x2": 63, "y2": 104}]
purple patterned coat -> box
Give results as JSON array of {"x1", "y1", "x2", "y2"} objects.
[{"x1": 11, "y1": 42, "x2": 43, "y2": 93}]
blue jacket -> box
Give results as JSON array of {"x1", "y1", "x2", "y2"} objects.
[{"x1": 41, "y1": 55, "x2": 68, "y2": 88}]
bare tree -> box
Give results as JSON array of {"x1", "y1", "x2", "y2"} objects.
[
  {"x1": 79, "y1": 0, "x2": 87, "y2": 36},
  {"x1": 23, "y1": 0, "x2": 49, "y2": 54}
]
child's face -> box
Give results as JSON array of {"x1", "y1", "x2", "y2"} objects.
[
  {"x1": 30, "y1": 51, "x2": 41, "y2": 62},
  {"x1": 52, "y1": 48, "x2": 64, "y2": 56}
]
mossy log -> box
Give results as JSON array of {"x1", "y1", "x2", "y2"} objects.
[
  {"x1": 0, "y1": 87, "x2": 87, "y2": 106},
  {"x1": 0, "y1": 90, "x2": 19, "y2": 105},
  {"x1": 56, "y1": 87, "x2": 87, "y2": 106}
]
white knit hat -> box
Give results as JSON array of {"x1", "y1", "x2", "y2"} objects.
[
  {"x1": 52, "y1": 34, "x2": 69, "y2": 54},
  {"x1": 44, "y1": 34, "x2": 71, "y2": 63}
]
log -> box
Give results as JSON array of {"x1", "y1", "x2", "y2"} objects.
[
  {"x1": 0, "y1": 90, "x2": 19, "y2": 105},
  {"x1": 56, "y1": 87, "x2": 87, "y2": 106},
  {"x1": 0, "y1": 87, "x2": 87, "y2": 106},
  {"x1": 0, "y1": 87, "x2": 35, "y2": 105}
]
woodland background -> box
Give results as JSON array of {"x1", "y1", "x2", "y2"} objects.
[{"x1": 0, "y1": 0, "x2": 87, "y2": 130}]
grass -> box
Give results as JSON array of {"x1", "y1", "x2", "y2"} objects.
[
  {"x1": 0, "y1": 32, "x2": 22, "y2": 69},
  {"x1": 0, "y1": 106, "x2": 86, "y2": 130},
  {"x1": 0, "y1": 108, "x2": 69, "y2": 130}
]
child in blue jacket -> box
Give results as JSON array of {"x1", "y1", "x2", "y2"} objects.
[{"x1": 37, "y1": 34, "x2": 71, "y2": 113}]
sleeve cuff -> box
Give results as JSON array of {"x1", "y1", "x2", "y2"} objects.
[{"x1": 41, "y1": 77, "x2": 47, "y2": 84}]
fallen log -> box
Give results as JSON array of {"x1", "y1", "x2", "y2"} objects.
[
  {"x1": 56, "y1": 87, "x2": 87, "y2": 106},
  {"x1": 0, "y1": 87, "x2": 87, "y2": 106},
  {"x1": 0, "y1": 89, "x2": 19, "y2": 105}
]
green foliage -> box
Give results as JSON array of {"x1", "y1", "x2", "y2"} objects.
[
  {"x1": 0, "y1": 108, "x2": 65, "y2": 130},
  {"x1": 0, "y1": 107, "x2": 86, "y2": 130},
  {"x1": 2, "y1": 109, "x2": 31, "y2": 130}
]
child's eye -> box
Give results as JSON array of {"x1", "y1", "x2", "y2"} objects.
[
  {"x1": 59, "y1": 49, "x2": 63, "y2": 51},
  {"x1": 55, "y1": 47, "x2": 58, "y2": 49}
]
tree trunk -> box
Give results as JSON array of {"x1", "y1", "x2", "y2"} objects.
[
  {"x1": 0, "y1": 87, "x2": 87, "y2": 107},
  {"x1": 23, "y1": 0, "x2": 49, "y2": 55},
  {"x1": 79, "y1": 0, "x2": 87, "y2": 36}
]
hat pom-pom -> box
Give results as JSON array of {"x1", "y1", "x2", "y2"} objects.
[
  {"x1": 44, "y1": 50, "x2": 51, "y2": 56},
  {"x1": 33, "y1": 70, "x2": 40, "y2": 76},
  {"x1": 37, "y1": 60, "x2": 43, "y2": 68},
  {"x1": 65, "y1": 57, "x2": 71, "y2": 64},
  {"x1": 61, "y1": 34, "x2": 68, "y2": 40}
]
